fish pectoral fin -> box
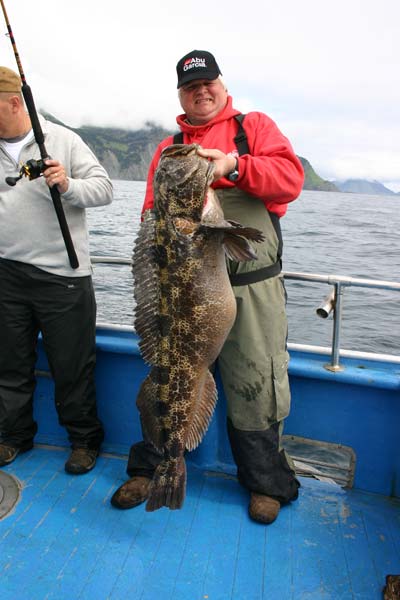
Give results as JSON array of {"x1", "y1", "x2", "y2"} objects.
[
  {"x1": 185, "y1": 370, "x2": 218, "y2": 452},
  {"x1": 198, "y1": 220, "x2": 264, "y2": 262},
  {"x1": 223, "y1": 233, "x2": 259, "y2": 262},
  {"x1": 136, "y1": 375, "x2": 165, "y2": 452},
  {"x1": 199, "y1": 220, "x2": 264, "y2": 243},
  {"x1": 226, "y1": 220, "x2": 265, "y2": 243}
]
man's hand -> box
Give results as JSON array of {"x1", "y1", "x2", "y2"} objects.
[
  {"x1": 43, "y1": 159, "x2": 69, "y2": 194},
  {"x1": 196, "y1": 148, "x2": 237, "y2": 182}
]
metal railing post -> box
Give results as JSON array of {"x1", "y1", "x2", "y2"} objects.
[{"x1": 325, "y1": 282, "x2": 345, "y2": 371}]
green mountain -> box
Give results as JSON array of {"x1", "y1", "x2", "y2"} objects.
[
  {"x1": 298, "y1": 157, "x2": 339, "y2": 192},
  {"x1": 41, "y1": 111, "x2": 173, "y2": 180},
  {"x1": 40, "y1": 112, "x2": 336, "y2": 191}
]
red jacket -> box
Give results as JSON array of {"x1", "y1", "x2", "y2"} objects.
[{"x1": 142, "y1": 96, "x2": 304, "y2": 217}]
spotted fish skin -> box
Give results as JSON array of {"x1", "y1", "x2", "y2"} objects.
[{"x1": 133, "y1": 144, "x2": 264, "y2": 512}]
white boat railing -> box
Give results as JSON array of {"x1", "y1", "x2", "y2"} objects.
[
  {"x1": 283, "y1": 271, "x2": 400, "y2": 370},
  {"x1": 91, "y1": 256, "x2": 400, "y2": 369}
]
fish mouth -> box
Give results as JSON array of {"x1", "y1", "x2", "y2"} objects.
[
  {"x1": 196, "y1": 157, "x2": 215, "y2": 214},
  {"x1": 205, "y1": 159, "x2": 215, "y2": 186},
  {"x1": 160, "y1": 144, "x2": 213, "y2": 185},
  {"x1": 160, "y1": 142, "x2": 215, "y2": 197},
  {"x1": 161, "y1": 143, "x2": 200, "y2": 158}
]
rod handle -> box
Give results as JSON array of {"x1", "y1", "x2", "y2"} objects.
[
  {"x1": 49, "y1": 185, "x2": 79, "y2": 269},
  {"x1": 21, "y1": 84, "x2": 44, "y2": 147},
  {"x1": 21, "y1": 85, "x2": 79, "y2": 269}
]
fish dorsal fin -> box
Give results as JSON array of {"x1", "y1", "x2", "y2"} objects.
[
  {"x1": 136, "y1": 372, "x2": 165, "y2": 452},
  {"x1": 185, "y1": 370, "x2": 217, "y2": 451},
  {"x1": 132, "y1": 210, "x2": 161, "y2": 365}
]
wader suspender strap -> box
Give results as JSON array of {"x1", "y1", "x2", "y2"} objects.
[
  {"x1": 173, "y1": 132, "x2": 184, "y2": 144},
  {"x1": 173, "y1": 116, "x2": 283, "y2": 286},
  {"x1": 233, "y1": 113, "x2": 249, "y2": 154},
  {"x1": 231, "y1": 114, "x2": 283, "y2": 285}
]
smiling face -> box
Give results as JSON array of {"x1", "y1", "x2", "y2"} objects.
[{"x1": 178, "y1": 78, "x2": 228, "y2": 125}]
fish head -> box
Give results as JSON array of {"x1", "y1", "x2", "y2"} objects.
[{"x1": 154, "y1": 144, "x2": 215, "y2": 222}]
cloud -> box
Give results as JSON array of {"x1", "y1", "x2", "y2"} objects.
[{"x1": 0, "y1": 0, "x2": 399, "y2": 187}]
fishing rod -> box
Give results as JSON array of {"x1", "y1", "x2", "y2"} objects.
[{"x1": 0, "y1": 0, "x2": 79, "y2": 269}]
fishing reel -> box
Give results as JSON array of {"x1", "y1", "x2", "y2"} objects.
[{"x1": 6, "y1": 158, "x2": 48, "y2": 186}]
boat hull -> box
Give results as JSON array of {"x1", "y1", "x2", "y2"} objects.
[{"x1": 32, "y1": 326, "x2": 400, "y2": 498}]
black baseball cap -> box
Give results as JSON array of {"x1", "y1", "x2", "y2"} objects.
[{"x1": 176, "y1": 50, "x2": 222, "y2": 88}]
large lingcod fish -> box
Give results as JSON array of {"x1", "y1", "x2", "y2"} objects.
[{"x1": 133, "y1": 144, "x2": 264, "y2": 512}]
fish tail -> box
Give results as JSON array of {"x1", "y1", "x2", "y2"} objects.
[{"x1": 145, "y1": 457, "x2": 187, "y2": 512}]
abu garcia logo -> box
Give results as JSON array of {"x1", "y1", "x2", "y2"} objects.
[{"x1": 183, "y1": 57, "x2": 207, "y2": 72}]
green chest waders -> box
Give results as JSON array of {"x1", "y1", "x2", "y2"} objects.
[
  {"x1": 217, "y1": 187, "x2": 299, "y2": 502},
  {"x1": 218, "y1": 187, "x2": 291, "y2": 431}
]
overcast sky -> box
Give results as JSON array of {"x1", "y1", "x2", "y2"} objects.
[{"x1": 1, "y1": 0, "x2": 399, "y2": 190}]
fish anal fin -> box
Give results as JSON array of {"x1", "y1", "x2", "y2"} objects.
[{"x1": 185, "y1": 370, "x2": 217, "y2": 452}]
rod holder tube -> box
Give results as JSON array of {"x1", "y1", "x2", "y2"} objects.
[
  {"x1": 325, "y1": 282, "x2": 345, "y2": 371},
  {"x1": 316, "y1": 288, "x2": 336, "y2": 318}
]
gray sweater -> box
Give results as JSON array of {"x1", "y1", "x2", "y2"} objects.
[{"x1": 0, "y1": 116, "x2": 113, "y2": 277}]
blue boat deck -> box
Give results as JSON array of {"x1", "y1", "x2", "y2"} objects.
[{"x1": 1, "y1": 446, "x2": 399, "y2": 600}]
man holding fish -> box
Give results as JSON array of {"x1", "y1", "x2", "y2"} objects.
[{"x1": 112, "y1": 50, "x2": 304, "y2": 524}]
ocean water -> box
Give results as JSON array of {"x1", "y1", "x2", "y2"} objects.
[{"x1": 87, "y1": 181, "x2": 400, "y2": 356}]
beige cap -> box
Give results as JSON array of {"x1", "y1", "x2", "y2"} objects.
[{"x1": 0, "y1": 66, "x2": 21, "y2": 93}]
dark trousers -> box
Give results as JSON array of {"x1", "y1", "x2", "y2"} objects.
[
  {"x1": 0, "y1": 258, "x2": 104, "y2": 449},
  {"x1": 126, "y1": 419, "x2": 299, "y2": 504}
]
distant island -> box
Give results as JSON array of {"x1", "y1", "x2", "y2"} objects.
[
  {"x1": 332, "y1": 179, "x2": 397, "y2": 195},
  {"x1": 41, "y1": 111, "x2": 398, "y2": 195}
]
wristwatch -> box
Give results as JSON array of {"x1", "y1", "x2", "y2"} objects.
[{"x1": 227, "y1": 158, "x2": 239, "y2": 182}]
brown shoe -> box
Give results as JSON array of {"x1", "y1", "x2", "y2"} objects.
[
  {"x1": 0, "y1": 442, "x2": 33, "y2": 467},
  {"x1": 249, "y1": 493, "x2": 281, "y2": 524},
  {"x1": 111, "y1": 476, "x2": 151, "y2": 509},
  {"x1": 65, "y1": 448, "x2": 98, "y2": 475},
  {"x1": 383, "y1": 575, "x2": 400, "y2": 600}
]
